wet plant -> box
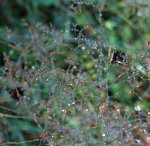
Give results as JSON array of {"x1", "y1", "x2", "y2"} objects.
[{"x1": 0, "y1": 0, "x2": 150, "y2": 145}]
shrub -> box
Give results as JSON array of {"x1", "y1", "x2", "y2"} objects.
[{"x1": 0, "y1": 0, "x2": 150, "y2": 145}]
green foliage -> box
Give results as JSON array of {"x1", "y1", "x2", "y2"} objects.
[
  {"x1": 34, "y1": 0, "x2": 60, "y2": 6},
  {"x1": 0, "y1": 0, "x2": 150, "y2": 145}
]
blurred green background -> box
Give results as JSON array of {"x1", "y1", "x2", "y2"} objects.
[{"x1": 0, "y1": 0, "x2": 150, "y2": 145}]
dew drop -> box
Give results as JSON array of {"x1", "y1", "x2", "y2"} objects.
[
  {"x1": 32, "y1": 66, "x2": 35, "y2": 69},
  {"x1": 135, "y1": 105, "x2": 141, "y2": 111},
  {"x1": 137, "y1": 11, "x2": 142, "y2": 16},
  {"x1": 143, "y1": 129, "x2": 147, "y2": 134},
  {"x1": 61, "y1": 109, "x2": 66, "y2": 113},
  {"x1": 34, "y1": 101, "x2": 38, "y2": 105},
  {"x1": 82, "y1": 46, "x2": 85, "y2": 50},
  {"x1": 102, "y1": 133, "x2": 105, "y2": 137},
  {"x1": 136, "y1": 139, "x2": 141, "y2": 144}
]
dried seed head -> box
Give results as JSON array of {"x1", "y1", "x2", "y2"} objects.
[
  {"x1": 10, "y1": 87, "x2": 24, "y2": 101},
  {"x1": 111, "y1": 51, "x2": 127, "y2": 65}
]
